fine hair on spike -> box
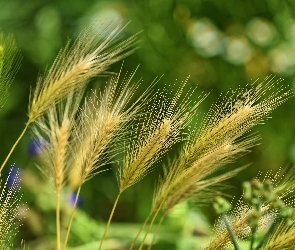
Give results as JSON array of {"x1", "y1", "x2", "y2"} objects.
[
  {"x1": 28, "y1": 21, "x2": 140, "y2": 123},
  {"x1": 0, "y1": 164, "x2": 25, "y2": 249},
  {"x1": 152, "y1": 76, "x2": 292, "y2": 218},
  {"x1": 1, "y1": 21, "x2": 294, "y2": 250},
  {"x1": 69, "y1": 66, "x2": 147, "y2": 186},
  {"x1": 118, "y1": 77, "x2": 206, "y2": 193}
]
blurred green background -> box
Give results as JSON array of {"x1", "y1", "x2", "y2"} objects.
[{"x1": 1, "y1": 0, "x2": 295, "y2": 249}]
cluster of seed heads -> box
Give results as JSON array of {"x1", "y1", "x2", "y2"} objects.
[{"x1": 243, "y1": 179, "x2": 295, "y2": 227}]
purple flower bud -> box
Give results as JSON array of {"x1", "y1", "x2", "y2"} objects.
[{"x1": 68, "y1": 192, "x2": 82, "y2": 207}]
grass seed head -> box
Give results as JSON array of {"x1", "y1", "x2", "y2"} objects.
[
  {"x1": 264, "y1": 221, "x2": 295, "y2": 250},
  {"x1": 32, "y1": 89, "x2": 84, "y2": 191},
  {"x1": 153, "y1": 76, "x2": 292, "y2": 216},
  {"x1": 119, "y1": 78, "x2": 205, "y2": 192},
  {"x1": 70, "y1": 68, "x2": 144, "y2": 186},
  {"x1": 28, "y1": 21, "x2": 139, "y2": 122}
]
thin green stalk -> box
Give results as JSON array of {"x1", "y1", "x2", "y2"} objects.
[
  {"x1": 129, "y1": 210, "x2": 155, "y2": 250},
  {"x1": 138, "y1": 199, "x2": 165, "y2": 250},
  {"x1": 56, "y1": 191, "x2": 61, "y2": 250},
  {"x1": 223, "y1": 215, "x2": 240, "y2": 250},
  {"x1": 147, "y1": 212, "x2": 166, "y2": 250},
  {"x1": 63, "y1": 185, "x2": 82, "y2": 249},
  {"x1": 0, "y1": 121, "x2": 30, "y2": 172},
  {"x1": 254, "y1": 220, "x2": 278, "y2": 250},
  {"x1": 250, "y1": 226, "x2": 257, "y2": 250},
  {"x1": 98, "y1": 192, "x2": 122, "y2": 250}
]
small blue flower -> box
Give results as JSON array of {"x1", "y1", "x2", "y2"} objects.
[
  {"x1": 68, "y1": 192, "x2": 82, "y2": 207},
  {"x1": 28, "y1": 138, "x2": 44, "y2": 156}
]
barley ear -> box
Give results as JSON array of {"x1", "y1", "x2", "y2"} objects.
[
  {"x1": 153, "y1": 76, "x2": 292, "y2": 214},
  {"x1": 28, "y1": 21, "x2": 140, "y2": 123},
  {"x1": 1, "y1": 21, "x2": 138, "y2": 172},
  {"x1": 119, "y1": 78, "x2": 205, "y2": 193},
  {"x1": 32, "y1": 88, "x2": 85, "y2": 191},
  {"x1": 71, "y1": 68, "x2": 143, "y2": 186},
  {"x1": 264, "y1": 222, "x2": 295, "y2": 250},
  {"x1": 32, "y1": 89, "x2": 85, "y2": 250},
  {"x1": 145, "y1": 77, "x2": 292, "y2": 248}
]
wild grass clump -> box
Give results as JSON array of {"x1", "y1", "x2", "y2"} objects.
[
  {"x1": 0, "y1": 19, "x2": 294, "y2": 250},
  {"x1": 0, "y1": 21, "x2": 140, "y2": 172}
]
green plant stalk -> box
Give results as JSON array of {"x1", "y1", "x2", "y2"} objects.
[
  {"x1": 250, "y1": 226, "x2": 258, "y2": 250},
  {"x1": 0, "y1": 121, "x2": 30, "y2": 172},
  {"x1": 129, "y1": 209, "x2": 155, "y2": 250},
  {"x1": 98, "y1": 191, "x2": 122, "y2": 250},
  {"x1": 63, "y1": 185, "x2": 82, "y2": 249},
  {"x1": 147, "y1": 212, "x2": 166, "y2": 250},
  {"x1": 254, "y1": 220, "x2": 278, "y2": 250},
  {"x1": 56, "y1": 191, "x2": 61, "y2": 250},
  {"x1": 223, "y1": 215, "x2": 240, "y2": 250},
  {"x1": 138, "y1": 199, "x2": 166, "y2": 250}
]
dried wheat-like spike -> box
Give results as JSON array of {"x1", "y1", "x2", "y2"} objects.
[
  {"x1": 0, "y1": 166, "x2": 24, "y2": 249},
  {"x1": 118, "y1": 78, "x2": 205, "y2": 193},
  {"x1": 28, "y1": 21, "x2": 139, "y2": 123},
  {"x1": 71, "y1": 68, "x2": 145, "y2": 185},
  {"x1": 32, "y1": 88, "x2": 84, "y2": 192},
  {"x1": 185, "y1": 76, "x2": 291, "y2": 169},
  {"x1": 32, "y1": 88, "x2": 85, "y2": 250},
  {"x1": 154, "y1": 138, "x2": 258, "y2": 213},
  {"x1": 153, "y1": 76, "x2": 292, "y2": 214},
  {"x1": 264, "y1": 221, "x2": 295, "y2": 250},
  {"x1": 0, "y1": 34, "x2": 21, "y2": 110}
]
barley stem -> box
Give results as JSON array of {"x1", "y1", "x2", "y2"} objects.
[
  {"x1": 98, "y1": 192, "x2": 122, "y2": 250},
  {"x1": 147, "y1": 212, "x2": 165, "y2": 250},
  {"x1": 129, "y1": 209, "x2": 154, "y2": 250},
  {"x1": 0, "y1": 121, "x2": 30, "y2": 172},
  {"x1": 138, "y1": 199, "x2": 165, "y2": 250},
  {"x1": 56, "y1": 191, "x2": 61, "y2": 250},
  {"x1": 63, "y1": 185, "x2": 82, "y2": 249},
  {"x1": 254, "y1": 220, "x2": 278, "y2": 250},
  {"x1": 250, "y1": 226, "x2": 258, "y2": 250}
]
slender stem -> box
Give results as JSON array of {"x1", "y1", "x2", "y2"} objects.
[
  {"x1": 254, "y1": 220, "x2": 278, "y2": 250},
  {"x1": 250, "y1": 226, "x2": 257, "y2": 250},
  {"x1": 63, "y1": 185, "x2": 82, "y2": 250},
  {"x1": 223, "y1": 215, "x2": 240, "y2": 250},
  {"x1": 56, "y1": 191, "x2": 61, "y2": 250},
  {"x1": 147, "y1": 213, "x2": 166, "y2": 250},
  {"x1": 98, "y1": 192, "x2": 122, "y2": 250},
  {"x1": 138, "y1": 200, "x2": 165, "y2": 250},
  {"x1": 129, "y1": 210, "x2": 154, "y2": 250},
  {"x1": 0, "y1": 121, "x2": 30, "y2": 172}
]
